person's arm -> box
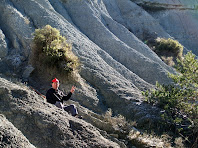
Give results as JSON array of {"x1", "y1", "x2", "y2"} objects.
[
  {"x1": 46, "y1": 89, "x2": 56, "y2": 104},
  {"x1": 62, "y1": 86, "x2": 76, "y2": 101},
  {"x1": 62, "y1": 92, "x2": 72, "y2": 101}
]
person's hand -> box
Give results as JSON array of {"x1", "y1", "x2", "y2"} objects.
[{"x1": 70, "y1": 86, "x2": 76, "y2": 93}]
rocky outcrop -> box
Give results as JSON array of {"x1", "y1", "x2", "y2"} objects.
[
  {"x1": 134, "y1": 0, "x2": 198, "y2": 54},
  {"x1": 0, "y1": 114, "x2": 36, "y2": 148},
  {"x1": 0, "y1": 0, "x2": 33, "y2": 57},
  {"x1": 0, "y1": 77, "x2": 119, "y2": 148},
  {"x1": 1, "y1": 0, "x2": 198, "y2": 147},
  {"x1": 0, "y1": 0, "x2": 174, "y2": 84},
  {"x1": 0, "y1": 29, "x2": 8, "y2": 58},
  {"x1": 0, "y1": 0, "x2": 173, "y2": 123},
  {"x1": 62, "y1": 0, "x2": 175, "y2": 84}
]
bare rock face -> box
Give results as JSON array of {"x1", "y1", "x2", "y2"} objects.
[
  {"x1": 0, "y1": 0, "x2": 33, "y2": 57},
  {"x1": 61, "y1": 0, "x2": 174, "y2": 84},
  {"x1": 0, "y1": 0, "x2": 174, "y2": 85},
  {"x1": 134, "y1": 0, "x2": 198, "y2": 54},
  {"x1": 0, "y1": 0, "x2": 173, "y2": 124},
  {"x1": 0, "y1": 114, "x2": 36, "y2": 148},
  {"x1": 0, "y1": 29, "x2": 8, "y2": 58},
  {"x1": 0, "y1": 0, "x2": 198, "y2": 147},
  {"x1": 106, "y1": 0, "x2": 171, "y2": 40},
  {"x1": 0, "y1": 77, "x2": 119, "y2": 148}
]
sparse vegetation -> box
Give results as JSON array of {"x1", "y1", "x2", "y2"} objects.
[
  {"x1": 142, "y1": 51, "x2": 198, "y2": 147},
  {"x1": 101, "y1": 108, "x2": 174, "y2": 147},
  {"x1": 155, "y1": 38, "x2": 183, "y2": 60},
  {"x1": 145, "y1": 38, "x2": 184, "y2": 66},
  {"x1": 32, "y1": 25, "x2": 79, "y2": 74},
  {"x1": 161, "y1": 56, "x2": 175, "y2": 67},
  {"x1": 102, "y1": 108, "x2": 135, "y2": 136}
]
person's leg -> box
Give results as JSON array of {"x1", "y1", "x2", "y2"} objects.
[
  {"x1": 63, "y1": 104, "x2": 78, "y2": 116},
  {"x1": 55, "y1": 101, "x2": 64, "y2": 109}
]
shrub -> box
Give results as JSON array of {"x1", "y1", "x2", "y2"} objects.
[
  {"x1": 102, "y1": 108, "x2": 135, "y2": 134},
  {"x1": 32, "y1": 25, "x2": 79, "y2": 73},
  {"x1": 161, "y1": 56, "x2": 175, "y2": 67},
  {"x1": 147, "y1": 38, "x2": 184, "y2": 66},
  {"x1": 142, "y1": 51, "x2": 198, "y2": 147},
  {"x1": 155, "y1": 38, "x2": 183, "y2": 60}
]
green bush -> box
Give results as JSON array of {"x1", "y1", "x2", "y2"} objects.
[
  {"x1": 32, "y1": 25, "x2": 79, "y2": 73},
  {"x1": 142, "y1": 51, "x2": 198, "y2": 147},
  {"x1": 155, "y1": 38, "x2": 183, "y2": 60}
]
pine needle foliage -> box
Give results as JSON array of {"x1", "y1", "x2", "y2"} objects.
[
  {"x1": 32, "y1": 25, "x2": 79, "y2": 73},
  {"x1": 142, "y1": 51, "x2": 198, "y2": 147}
]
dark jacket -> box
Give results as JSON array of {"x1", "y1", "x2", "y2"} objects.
[{"x1": 46, "y1": 88, "x2": 72, "y2": 104}]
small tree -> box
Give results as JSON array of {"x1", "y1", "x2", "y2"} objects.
[
  {"x1": 143, "y1": 51, "x2": 198, "y2": 147},
  {"x1": 32, "y1": 25, "x2": 79, "y2": 73}
]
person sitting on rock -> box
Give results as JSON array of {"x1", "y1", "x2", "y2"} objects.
[{"x1": 46, "y1": 78, "x2": 78, "y2": 117}]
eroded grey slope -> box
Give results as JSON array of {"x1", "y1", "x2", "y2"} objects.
[
  {"x1": 134, "y1": 0, "x2": 198, "y2": 54},
  {"x1": 62, "y1": 0, "x2": 174, "y2": 84},
  {"x1": 1, "y1": 0, "x2": 195, "y2": 147},
  {"x1": 0, "y1": 114, "x2": 36, "y2": 148},
  {"x1": 0, "y1": 0, "x2": 177, "y2": 127},
  {"x1": 0, "y1": 77, "x2": 119, "y2": 148}
]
